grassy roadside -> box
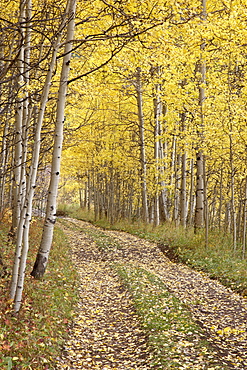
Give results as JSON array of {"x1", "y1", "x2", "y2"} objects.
[
  {"x1": 60, "y1": 205, "x2": 247, "y2": 297},
  {"x1": 111, "y1": 222, "x2": 247, "y2": 297},
  {"x1": 0, "y1": 214, "x2": 79, "y2": 369}
]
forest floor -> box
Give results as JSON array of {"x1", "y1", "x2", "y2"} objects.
[{"x1": 55, "y1": 218, "x2": 247, "y2": 370}]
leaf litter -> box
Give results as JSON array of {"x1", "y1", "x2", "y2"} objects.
[{"x1": 56, "y1": 218, "x2": 247, "y2": 370}]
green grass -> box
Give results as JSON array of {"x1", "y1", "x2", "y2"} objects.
[
  {"x1": 0, "y1": 215, "x2": 79, "y2": 369},
  {"x1": 114, "y1": 264, "x2": 228, "y2": 369}
]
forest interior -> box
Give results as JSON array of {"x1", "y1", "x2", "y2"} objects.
[{"x1": 1, "y1": 0, "x2": 247, "y2": 369}]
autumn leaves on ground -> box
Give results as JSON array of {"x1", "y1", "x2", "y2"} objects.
[{"x1": 1, "y1": 213, "x2": 247, "y2": 370}]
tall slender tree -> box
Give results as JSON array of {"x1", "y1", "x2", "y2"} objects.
[
  {"x1": 194, "y1": 0, "x2": 207, "y2": 233},
  {"x1": 31, "y1": 0, "x2": 77, "y2": 280},
  {"x1": 11, "y1": 0, "x2": 72, "y2": 310},
  {"x1": 135, "y1": 67, "x2": 149, "y2": 223}
]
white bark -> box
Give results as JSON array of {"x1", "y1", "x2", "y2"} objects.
[
  {"x1": 12, "y1": 0, "x2": 71, "y2": 309},
  {"x1": 0, "y1": 39, "x2": 8, "y2": 212},
  {"x1": 12, "y1": 0, "x2": 26, "y2": 232},
  {"x1": 179, "y1": 110, "x2": 187, "y2": 227},
  {"x1": 242, "y1": 177, "x2": 247, "y2": 259},
  {"x1": 194, "y1": 0, "x2": 207, "y2": 233},
  {"x1": 188, "y1": 158, "x2": 195, "y2": 226},
  {"x1": 0, "y1": 120, "x2": 9, "y2": 212},
  {"x1": 218, "y1": 167, "x2": 223, "y2": 229},
  {"x1": 180, "y1": 152, "x2": 187, "y2": 227},
  {"x1": 173, "y1": 154, "x2": 181, "y2": 225},
  {"x1": 229, "y1": 134, "x2": 237, "y2": 252},
  {"x1": 194, "y1": 151, "x2": 204, "y2": 231},
  {"x1": 135, "y1": 67, "x2": 149, "y2": 223},
  {"x1": 203, "y1": 156, "x2": 209, "y2": 247},
  {"x1": 153, "y1": 78, "x2": 162, "y2": 226},
  {"x1": 31, "y1": 0, "x2": 77, "y2": 280}
]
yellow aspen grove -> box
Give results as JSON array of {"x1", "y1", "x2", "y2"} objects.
[
  {"x1": 2, "y1": 0, "x2": 247, "y2": 320},
  {"x1": 59, "y1": 0, "x2": 247, "y2": 245}
]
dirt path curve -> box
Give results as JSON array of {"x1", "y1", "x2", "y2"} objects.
[
  {"x1": 56, "y1": 218, "x2": 247, "y2": 370},
  {"x1": 56, "y1": 219, "x2": 152, "y2": 370}
]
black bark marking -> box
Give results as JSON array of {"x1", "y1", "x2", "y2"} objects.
[
  {"x1": 47, "y1": 217, "x2": 56, "y2": 224},
  {"x1": 30, "y1": 254, "x2": 47, "y2": 279}
]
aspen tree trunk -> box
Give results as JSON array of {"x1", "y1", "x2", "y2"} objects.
[
  {"x1": 11, "y1": 0, "x2": 32, "y2": 302},
  {"x1": 159, "y1": 145, "x2": 169, "y2": 221},
  {"x1": 135, "y1": 67, "x2": 149, "y2": 223},
  {"x1": 227, "y1": 55, "x2": 237, "y2": 250},
  {"x1": 225, "y1": 202, "x2": 231, "y2": 233},
  {"x1": 31, "y1": 0, "x2": 77, "y2": 280},
  {"x1": 84, "y1": 180, "x2": 88, "y2": 208},
  {"x1": 194, "y1": 0, "x2": 206, "y2": 233},
  {"x1": 93, "y1": 175, "x2": 99, "y2": 221},
  {"x1": 180, "y1": 111, "x2": 187, "y2": 228},
  {"x1": 210, "y1": 185, "x2": 217, "y2": 227},
  {"x1": 12, "y1": 0, "x2": 26, "y2": 233},
  {"x1": 153, "y1": 74, "x2": 162, "y2": 226},
  {"x1": 0, "y1": 41, "x2": 9, "y2": 213},
  {"x1": 87, "y1": 170, "x2": 92, "y2": 211},
  {"x1": 173, "y1": 154, "x2": 180, "y2": 225},
  {"x1": 127, "y1": 177, "x2": 134, "y2": 220},
  {"x1": 0, "y1": 120, "x2": 9, "y2": 213},
  {"x1": 229, "y1": 134, "x2": 237, "y2": 252},
  {"x1": 180, "y1": 152, "x2": 187, "y2": 227},
  {"x1": 188, "y1": 158, "x2": 195, "y2": 226},
  {"x1": 242, "y1": 177, "x2": 247, "y2": 259},
  {"x1": 79, "y1": 187, "x2": 83, "y2": 208},
  {"x1": 218, "y1": 167, "x2": 223, "y2": 230},
  {"x1": 108, "y1": 165, "x2": 115, "y2": 224},
  {"x1": 19, "y1": 0, "x2": 33, "y2": 214},
  {"x1": 11, "y1": 0, "x2": 71, "y2": 307},
  {"x1": 168, "y1": 135, "x2": 177, "y2": 221},
  {"x1": 158, "y1": 101, "x2": 169, "y2": 221},
  {"x1": 203, "y1": 156, "x2": 209, "y2": 247},
  {"x1": 194, "y1": 151, "x2": 204, "y2": 231},
  {"x1": 236, "y1": 180, "x2": 244, "y2": 241},
  {"x1": 170, "y1": 136, "x2": 176, "y2": 190}
]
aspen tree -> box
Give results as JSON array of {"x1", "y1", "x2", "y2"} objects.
[
  {"x1": 11, "y1": 0, "x2": 33, "y2": 302},
  {"x1": 242, "y1": 177, "x2": 247, "y2": 259},
  {"x1": 179, "y1": 111, "x2": 187, "y2": 228},
  {"x1": 135, "y1": 67, "x2": 149, "y2": 223},
  {"x1": 203, "y1": 156, "x2": 209, "y2": 248},
  {"x1": 0, "y1": 40, "x2": 7, "y2": 213},
  {"x1": 227, "y1": 58, "x2": 237, "y2": 251},
  {"x1": 173, "y1": 154, "x2": 181, "y2": 226},
  {"x1": 153, "y1": 67, "x2": 162, "y2": 226},
  {"x1": 180, "y1": 151, "x2": 187, "y2": 227},
  {"x1": 218, "y1": 167, "x2": 223, "y2": 230},
  {"x1": 188, "y1": 158, "x2": 195, "y2": 226},
  {"x1": 194, "y1": 0, "x2": 206, "y2": 233},
  {"x1": 229, "y1": 131, "x2": 237, "y2": 251},
  {"x1": 12, "y1": 0, "x2": 26, "y2": 233},
  {"x1": 0, "y1": 119, "x2": 10, "y2": 213},
  {"x1": 31, "y1": 0, "x2": 77, "y2": 279},
  {"x1": 11, "y1": 3, "x2": 72, "y2": 309},
  {"x1": 158, "y1": 120, "x2": 169, "y2": 221}
]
